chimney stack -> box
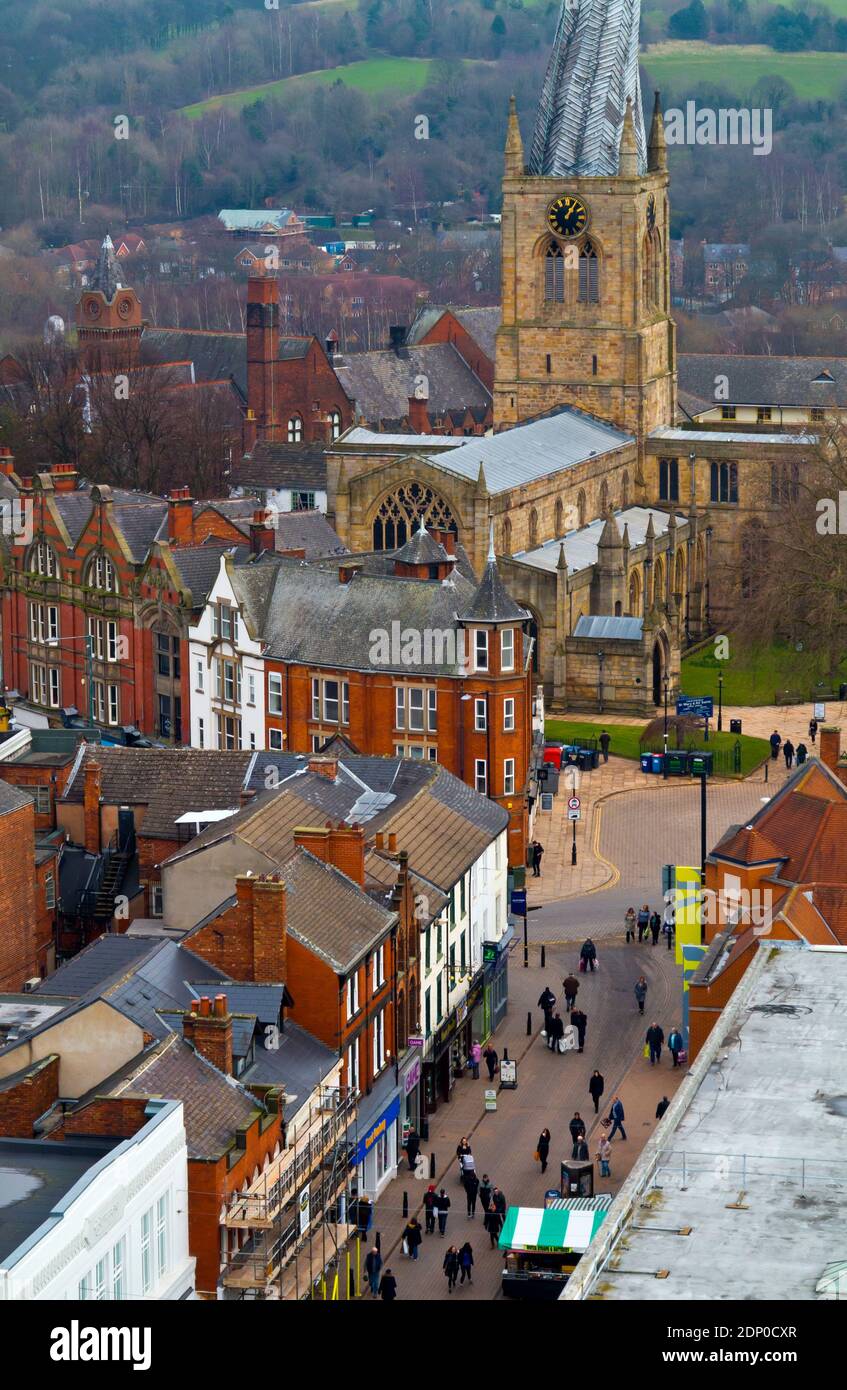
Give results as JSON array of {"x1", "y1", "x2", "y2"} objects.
[
  {"x1": 83, "y1": 759, "x2": 102, "y2": 853},
  {"x1": 167, "y1": 486, "x2": 194, "y2": 545},
  {"x1": 51, "y1": 463, "x2": 78, "y2": 493},
  {"x1": 293, "y1": 822, "x2": 366, "y2": 887},
  {"x1": 183, "y1": 994, "x2": 234, "y2": 1075},
  {"x1": 249, "y1": 507, "x2": 276, "y2": 555},
  {"x1": 408, "y1": 393, "x2": 430, "y2": 434},
  {"x1": 308, "y1": 755, "x2": 338, "y2": 780},
  {"x1": 233, "y1": 873, "x2": 287, "y2": 982}
]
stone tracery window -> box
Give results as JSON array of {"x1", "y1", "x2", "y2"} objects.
[{"x1": 372, "y1": 482, "x2": 457, "y2": 551}]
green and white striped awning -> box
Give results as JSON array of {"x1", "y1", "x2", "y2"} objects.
[{"x1": 499, "y1": 1200, "x2": 610, "y2": 1254}]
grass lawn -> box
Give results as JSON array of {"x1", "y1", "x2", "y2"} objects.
[
  {"x1": 641, "y1": 43, "x2": 847, "y2": 101},
  {"x1": 681, "y1": 641, "x2": 847, "y2": 707},
  {"x1": 181, "y1": 57, "x2": 436, "y2": 118},
  {"x1": 544, "y1": 718, "x2": 770, "y2": 777}
]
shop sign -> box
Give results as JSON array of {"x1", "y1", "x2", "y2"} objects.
[
  {"x1": 403, "y1": 1059, "x2": 421, "y2": 1095},
  {"x1": 408, "y1": 1035, "x2": 424, "y2": 1047},
  {"x1": 484, "y1": 1089, "x2": 497, "y2": 1112},
  {"x1": 298, "y1": 1185, "x2": 310, "y2": 1235},
  {"x1": 500, "y1": 1058, "x2": 517, "y2": 1088},
  {"x1": 353, "y1": 1094, "x2": 400, "y2": 1166},
  {"x1": 482, "y1": 942, "x2": 498, "y2": 966}
]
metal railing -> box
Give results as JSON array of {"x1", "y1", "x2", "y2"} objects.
[{"x1": 654, "y1": 1148, "x2": 847, "y2": 1192}]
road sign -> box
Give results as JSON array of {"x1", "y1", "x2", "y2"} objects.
[
  {"x1": 676, "y1": 695, "x2": 714, "y2": 719},
  {"x1": 567, "y1": 796, "x2": 581, "y2": 810},
  {"x1": 568, "y1": 807, "x2": 581, "y2": 821}
]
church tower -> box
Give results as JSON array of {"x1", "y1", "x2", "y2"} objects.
[
  {"x1": 75, "y1": 234, "x2": 144, "y2": 370},
  {"x1": 494, "y1": 0, "x2": 676, "y2": 442}
]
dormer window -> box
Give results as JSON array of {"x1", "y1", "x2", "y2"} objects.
[
  {"x1": 474, "y1": 630, "x2": 489, "y2": 672},
  {"x1": 88, "y1": 552, "x2": 118, "y2": 593},
  {"x1": 500, "y1": 628, "x2": 515, "y2": 672},
  {"x1": 30, "y1": 539, "x2": 59, "y2": 578},
  {"x1": 212, "y1": 603, "x2": 238, "y2": 643}
]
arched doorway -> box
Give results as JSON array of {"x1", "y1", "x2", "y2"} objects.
[{"x1": 652, "y1": 634, "x2": 669, "y2": 706}]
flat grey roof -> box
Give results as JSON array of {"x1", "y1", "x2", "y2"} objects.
[
  {"x1": 579, "y1": 948, "x2": 847, "y2": 1301},
  {"x1": 0, "y1": 1137, "x2": 119, "y2": 1263},
  {"x1": 574, "y1": 615, "x2": 643, "y2": 640},
  {"x1": 651, "y1": 427, "x2": 818, "y2": 447},
  {"x1": 513, "y1": 506, "x2": 685, "y2": 576}
]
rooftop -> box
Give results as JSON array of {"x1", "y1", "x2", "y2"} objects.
[
  {"x1": 679, "y1": 353, "x2": 847, "y2": 409},
  {"x1": 512, "y1": 507, "x2": 686, "y2": 575},
  {"x1": 0, "y1": 1136, "x2": 120, "y2": 1263}
]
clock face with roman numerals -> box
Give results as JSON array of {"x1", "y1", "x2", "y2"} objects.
[{"x1": 547, "y1": 194, "x2": 589, "y2": 239}]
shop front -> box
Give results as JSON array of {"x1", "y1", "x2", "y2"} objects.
[
  {"x1": 399, "y1": 1046, "x2": 423, "y2": 1151},
  {"x1": 422, "y1": 970, "x2": 485, "y2": 1113},
  {"x1": 475, "y1": 924, "x2": 513, "y2": 1041},
  {"x1": 352, "y1": 1075, "x2": 400, "y2": 1202}
]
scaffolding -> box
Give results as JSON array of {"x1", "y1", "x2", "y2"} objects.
[{"x1": 222, "y1": 1085, "x2": 361, "y2": 1300}]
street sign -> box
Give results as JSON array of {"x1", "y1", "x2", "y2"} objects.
[
  {"x1": 814, "y1": 702, "x2": 826, "y2": 721},
  {"x1": 567, "y1": 796, "x2": 581, "y2": 810},
  {"x1": 567, "y1": 807, "x2": 581, "y2": 821},
  {"x1": 484, "y1": 1089, "x2": 497, "y2": 1111},
  {"x1": 540, "y1": 792, "x2": 554, "y2": 811},
  {"x1": 676, "y1": 695, "x2": 713, "y2": 718},
  {"x1": 510, "y1": 889, "x2": 527, "y2": 915}
]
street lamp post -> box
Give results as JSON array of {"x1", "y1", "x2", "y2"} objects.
[
  {"x1": 717, "y1": 669, "x2": 724, "y2": 733},
  {"x1": 663, "y1": 671, "x2": 670, "y2": 750},
  {"x1": 597, "y1": 650, "x2": 605, "y2": 714}
]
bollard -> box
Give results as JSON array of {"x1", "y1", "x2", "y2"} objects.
[
  {"x1": 503, "y1": 1047, "x2": 509, "y2": 1062},
  {"x1": 429, "y1": 1152, "x2": 436, "y2": 1179},
  {"x1": 402, "y1": 1190, "x2": 408, "y2": 1218},
  {"x1": 375, "y1": 1229, "x2": 381, "y2": 1252},
  {"x1": 541, "y1": 944, "x2": 546, "y2": 969},
  {"x1": 526, "y1": 1010, "x2": 532, "y2": 1036}
]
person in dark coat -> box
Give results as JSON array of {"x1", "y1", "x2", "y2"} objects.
[
  {"x1": 443, "y1": 1245, "x2": 460, "y2": 1293},
  {"x1": 537, "y1": 1128, "x2": 551, "y2": 1174},
  {"x1": 404, "y1": 1129, "x2": 420, "y2": 1172},
  {"x1": 365, "y1": 1245, "x2": 383, "y2": 1296},
  {"x1": 532, "y1": 841, "x2": 545, "y2": 877},
  {"x1": 636, "y1": 905, "x2": 650, "y2": 942},
  {"x1": 809, "y1": 718, "x2": 818, "y2": 745},
  {"x1": 563, "y1": 973, "x2": 580, "y2": 1010},
  {"x1": 656, "y1": 1096, "x2": 670, "y2": 1120},
  {"x1": 484, "y1": 1207, "x2": 503, "y2": 1248},
  {"x1": 646, "y1": 1022, "x2": 665, "y2": 1065},
  {"x1": 459, "y1": 1241, "x2": 474, "y2": 1284},
  {"x1": 574, "y1": 1136, "x2": 590, "y2": 1162},
  {"x1": 580, "y1": 938, "x2": 597, "y2": 972},
  {"x1": 569, "y1": 1112, "x2": 586, "y2": 1157},
  {"x1": 492, "y1": 1187, "x2": 507, "y2": 1218},
  {"x1": 634, "y1": 976, "x2": 648, "y2": 1015},
  {"x1": 423, "y1": 1183, "x2": 437, "y2": 1234},
  {"x1": 483, "y1": 1044, "x2": 498, "y2": 1080},
  {"x1": 783, "y1": 739, "x2": 795, "y2": 769},
  {"x1": 403, "y1": 1216, "x2": 423, "y2": 1260},
  {"x1": 608, "y1": 1096, "x2": 627, "y2": 1141},
  {"x1": 379, "y1": 1268, "x2": 397, "y2": 1300},
  {"x1": 796, "y1": 742, "x2": 808, "y2": 766},
  {"x1": 571, "y1": 1006, "x2": 588, "y2": 1052},
  {"x1": 547, "y1": 1011, "x2": 565, "y2": 1052},
  {"x1": 668, "y1": 1026, "x2": 684, "y2": 1067},
  {"x1": 770, "y1": 730, "x2": 781, "y2": 760},
  {"x1": 588, "y1": 1069, "x2": 605, "y2": 1114},
  {"x1": 464, "y1": 1169, "x2": 480, "y2": 1218},
  {"x1": 479, "y1": 1174, "x2": 493, "y2": 1213},
  {"x1": 435, "y1": 1188, "x2": 451, "y2": 1236},
  {"x1": 538, "y1": 986, "x2": 556, "y2": 1030},
  {"x1": 649, "y1": 910, "x2": 662, "y2": 945},
  {"x1": 456, "y1": 1138, "x2": 472, "y2": 1181},
  {"x1": 599, "y1": 729, "x2": 611, "y2": 762}
]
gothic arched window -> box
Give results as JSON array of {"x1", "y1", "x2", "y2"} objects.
[
  {"x1": 577, "y1": 490, "x2": 586, "y2": 528},
  {"x1": 578, "y1": 240, "x2": 599, "y2": 303},
  {"x1": 555, "y1": 497, "x2": 564, "y2": 536},
  {"x1": 621, "y1": 470, "x2": 630, "y2": 508},
  {"x1": 529, "y1": 508, "x2": 539, "y2": 548},
  {"x1": 502, "y1": 516, "x2": 512, "y2": 553},
  {"x1": 599, "y1": 480, "x2": 609, "y2": 514},
  {"x1": 372, "y1": 482, "x2": 457, "y2": 551}
]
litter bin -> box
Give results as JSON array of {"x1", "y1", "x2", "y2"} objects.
[
  {"x1": 640, "y1": 753, "x2": 652, "y2": 774},
  {"x1": 580, "y1": 747, "x2": 599, "y2": 770},
  {"x1": 651, "y1": 753, "x2": 664, "y2": 775},
  {"x1": 513, "y1": 864, "x2": 526, "y2": 890},
  {"x1": 665, "y1": 751, "x2": 689, "y2": 776},
  {"x1": 690, "y1": 751, "x2": 713, "y2": 776},
  {"x1": 730, "y1": 718, "x2": 742, "y2": 735}
]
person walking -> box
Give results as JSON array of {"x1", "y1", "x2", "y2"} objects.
[
  {"x1": 464, "y1": 1170, "x2": 480, "y2": 1218},
  {"x1": 770, "y1": 729, "x2": 781, "y2": 761},
  {"x1": 404, "y1": 1128, "x2": 420, "y2": 1173},
  {"x1": 636, "y1": 905, "x2": 650, "y2": 942},
  {"x1": 664, "y1": 911, "x2": 675, "y2": 952},
  {"x1": 571, "y1": 1006, "x2": 588, "y2": 1053},
  {"x1": 649, "y1": 910, "x2": 662, "y2": 946},
  {"x1": 668, "y1": 1025, "x2": 684, "y2": 1067},
  {"x1": 532, "y1": 840, "x2": 545, "y2": 878},
  {"x1": 599, "y1": 729, "x2": 611, "y2": 762},
  {"x1": 580, "y1": 938, "x2": 597, "y2": 972},
  {"x1": 459, "y1": 1241, "x2": 474, "y2": 1285},
  {"x1": 634, "y1": 976, "x2": 648, "y2": 1015},
  {"x1": 563, "y1": 972, "x2": 580, "y2": 1010},
  {"x1": 538, "y1": 986, "x2": 556, "y2": 1031},
  {"x1": 656, "y1": 1095, "x2": 671, "y2": 1121},
  {"x1": 574, "y1": 1135, "x2": 589, "y2": 1162},
  {"x1": 460, "y1": 1150, "x2": 476, "y2": 1184},
  {"x1": 796, "y1": 741, "x2": 808, "y2": 766},
  {"x1": 547, "y1": 1010, "x2": 565, "y2": 1053},
  {"x1": 624, "y1": 906, "x2": 637, "y2": 943},
  {"x1": 365, "y1": 1245, "x2": 383, "y2": 1296},
  {"x1": 569, "y1": 1112, "x2": 586, "y2": 1157},
  {"x1": 492, "y1": 1187, "x2": 507, "y2": 1219},
  {"x1": 484, "y1": 1206, "x2": 503, "y2": 1248},
  {"x1": 443, "y1": 1245, "x2": 460, "y2": 1293},
  {"x1": 588, "y1": 1069, "x2": 605, "y2": 1114},
  {"x1": 403, "y1": 1216, "x2": 422, "y2": 1261},
  {"x1": 537, "y1": 1128, "x2": 551, "y2": 1174},
  {"x1": 483, "y1": 1043, "x2": 499, "y2": 1081},
  {"x1": 435, "y1": 1188, "x2": 451, "y2": 1236},
  {"x1": 783, "y1": 738, "x2": 795, "y2": 770},
  {"x1": 456, "y1": 1138, "x2": 472, "y2": 1181},
  {"x1": 646, "y1": 1021, "x2": 664, "y2": 1066},
  {"x1": 596, "y1": 1134, "x2": 612, "y2": 1178},
  {"x1": 479, "y1": 1174, "x2": 493, "y2": 1213},
  {"x1": 608, "y1": 1096, "x2": 627, "y2": 1141},
  {"x1": 469, "y1": 1039, "x2": 482, "y2": 1079},
  {"x1": 423, "y1": 1183, "x2": 437, "y2": 1235},
  {"x1": 809, "y1": 717, "x2": 818, "y2": 745},
  {"x1": 379, "y1": 1268, "x2": 397, "y2": 1301}
]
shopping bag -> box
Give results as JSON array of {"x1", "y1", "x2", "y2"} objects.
[
  {"x1": 677, "y1": 1049, "x2": 688, "y2": 1065},
  {"x1": 540, "y1": 1029, "x2": 547, "y2": 1038},
  {"x1": 594, "y1": 954, "x2": 599, "y2": 969},
  {"x1": 579, "y1": 958, "x2": 586, "y2": 973},
  {"x1": 558, "y1": 1037, "x2": 567, "y2": 1054},
  {"x1": 643, "y1": 1043, "x2": 651, "y2": 1059},
  {"x1": 402, "y1": 1238, "x2": 410, "y2": 1256},
  {"x1": 534, "y1": 1150, "x2": 541, "y2": 1162}
]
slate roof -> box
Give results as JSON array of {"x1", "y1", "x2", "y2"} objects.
[
  {"x1": 678, "y1": 354, "x2": 847, "y2": 409},
  {"x1": 234, "y1": 442, "x2": 329, "y2": 492},
  {"x1": 110, "y1": 501, "x2": 168, "y2": 561},
  {"x1": 457, "y1": 555, "x2": 529, "y2": 623},
  {"x1": 272, "y1": 511, "x2": 348, "y2": 558},
  {"x1": 240, "y1": 1018, "x2": 337, "y2": 1096},
  {"x1": 90, "y1": 235, "x2": 123, "y2": 301},
  {"x1": 393, "y1": 525, "x2": 450, "y2": 565},
  {"x1": 407, "y1": 305, "x2": 501, "y2": 361},
  {"x1": 333, "y1": 343, "x2": 489, "y2": 424},
  {"x1": 0, "y1": 777, "x2": 34, "y2": 817},
  {"x1": 37, "y1": 935, "x2": 157, "y2": 997},
  {"x1": 169, "y1": 544, "x2": 240, "y2": 603},
  {"x1": 61, "y1": 746, "x2": 253, "y2": 839},
  {"x1": 140, "y1": 329, "x2": 247, "y2": 397}
]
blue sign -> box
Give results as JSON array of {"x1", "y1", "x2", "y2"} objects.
[
  {"x1": 511, "y1": 889, "x2": 527, "y2": 916},
  {"x1": 676, "y1": 696, "x2": 713, "y2": 719},
  {"x1": 353, "y1": 1095, "x2": 400, "y2": 1167}
]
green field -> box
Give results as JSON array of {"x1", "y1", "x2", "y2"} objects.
[
  {"x1": 181, "y1": 57, "x2": 436, "y2": 118},
  {"x1": 544, "y1": 718, "x2": 770, "y2": 777},
  {"x1": 681, "y1": 641, "x2": 847, "y2": 707},
  {"x1": 642, "y1": 43, "x2": 847, "y2": 101}
]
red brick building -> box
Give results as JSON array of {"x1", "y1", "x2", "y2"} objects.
[{"x1": 0, "y1": 778, "x2": 57, "y2": 987}]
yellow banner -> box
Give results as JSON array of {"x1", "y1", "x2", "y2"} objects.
[{"x1": 675, "y1": 865, "x2": 701, "y2": 965}]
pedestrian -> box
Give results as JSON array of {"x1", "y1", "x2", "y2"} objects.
[
  {"x1": 379, "y1": 1268, "x2": 397, "y2": 1301},
  {"x1": 464, "y1": 1169, "x2": 480, "y2": 1217},
  {"x1": 443, "y1": 1244, "x2": 460, "y2": 1293},
  {"x1": 547, "y1": 1010, "x2": 565, "y2": 1052},
  {"x1": 783, "y1": 739, "x2": 795, "y2": 770},
  {"x1": 483, "y1": 1043, "x2": 499, "y2": 1080},
  {"x1": 404, "y1": 1128, "x2": 420, "y2": 1173},
  {"x1": 636, "y1": 904, "x2": 650, "y2": 942},
  {"x1": 580, "y1": 937, "x2": 597, "y2": 972},
  {"x1": 663, "y1": 912, "x2": 674, "y2": 951},
  {"x1": 646, "y1": 1021, "x2": 664, "y2": 1066},
  {"x1": 571, "y1": 1006, "x2": 587, "y2": 1053},
  {"x1": 365, "y1": 1244, "x2": 383, "y2": 1296},
  {"x1": 599, "y1": 729, "x2": 611, "y2": 762},
  {"x1": 608, "y1": 1095, "x2": 627, "y2": 1141},
  {"x1": 436, "y1": 1188, "x2": 451, "y2": 1236},
  {"x1": 624, "y1": 906, "x2": 636, "y2": 943},
  {"x1": 484, "y1": 1207, "x2": 503, "y2": 1248},
  {"x1": 574, "y1": 1135, "x2": 589, "y2": 1162},
  {"x1": 809, "y1": 717, "x2": 818, "y2": 745},
  {"x1": 492, "y1": 1187, "x2": 507, "y2": 1218},
  {"x1": 456, "y1": 1137, "x2": 472, "y2": 1180},
  {"x1": 403, "y1": 1215, "x2": 422, "y2": 1261},
  {"x1": 532, "y1": 840, "x2": 545, "y2": 877},
  {"x1": 796, "y1": 741, "x2": 808, "y2": 766},
  {"x1": 770, "y1": 729, "x2": 781, "y2": 761},
  {"x1": 563, "y1": 972, "x2": 580, "y2": 1010},
  {"x1": 656, "y1": 1095, "x2": 670, "y2": 1121},
  {"x1": 536, "y1": 1127, "x2": 551, "y2": 1174},
  {"x1": 459, "y1": 1241, "x2": 474, "y2": 1284},
  {"x1": 588, "y1": 1069, "x2": 605, "y2": 1114},
  {"x1": 460, "y1": 1149, "x2": 476, "y2": 1180},
  {"x1": 469, "y1": 1039, "x2": 482, "y2": 1079},
  {"x1": 354, "y1": 1195, "x2": 373, "y2": 1238},
  {"x1": 596, "y1": 1134, "x2": 612, "y2": 1178},
  {"x1": 538, "y1": 985, "x2": 556, "y2": 1030},
  {"x1": 569, "y1": 1112, "x2": 586, "y2": 1157},
  {"x1": 649, "y1": 909, "x2": 661, "y2": 946},
  {"x1": 634, "y1": 975, "x2": 648, "y2": 1015},
  {"x1": 668, "y1": 1025, "x2": 684, "y2": 1067},
  {"x1": 423, "y1": 1183, "x2": 437, "y2": 1234}
]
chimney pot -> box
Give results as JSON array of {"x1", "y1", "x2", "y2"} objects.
[
  {"x1": 376, "y1": 831, "x2": 385, "y2": 851},
  {"x1": 214, "y1": 993, "x2": 228, "y2": 1017},
  {"x1": 199, "y1": 995, "x2": 212, "y2": 1017},
  {"x1": 388, "y1": 832, "x2": 398, "y2": 853}
]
